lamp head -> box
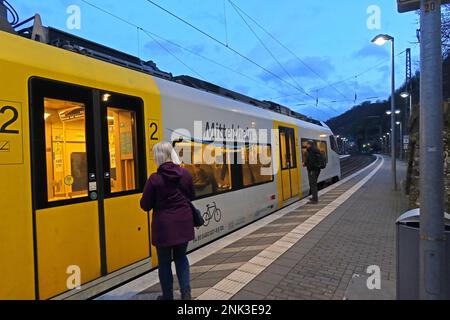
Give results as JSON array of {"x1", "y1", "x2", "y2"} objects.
[
  {"x1": 400, "y1": 92, "x2": 410, "y2": 98},
  {"x1": 371, "y1": 34, "x2": 394, "y2": 46}
]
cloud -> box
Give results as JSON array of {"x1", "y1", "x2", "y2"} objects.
[
  {"x1": 187, "y1": 44, "x2": 207, "y2": 55},
  {"x1": 143, "y1": 40, "x2": 184, "y2": 57},
  {"x1": 258, "y1": 56, "x2": 336, "y2": 84},
  {"x1": 353, "y1": 44, "x2": 389, "y2": 60}
]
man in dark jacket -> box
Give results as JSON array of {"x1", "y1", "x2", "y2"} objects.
[{"x1": 303, "y1": 140, "x2": 322, "y2": 204}]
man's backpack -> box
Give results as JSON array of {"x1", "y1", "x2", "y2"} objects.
[{"x1": 317, "y1": 152, "x2": 327, "y2": 170}]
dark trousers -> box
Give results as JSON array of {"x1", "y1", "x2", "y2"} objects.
[
  {"x1": 156, "y1": 242, "x2": 190, "y2": 299},
  {"x1": 308, "y1": 169, "x2": 321, "y2": 202}
]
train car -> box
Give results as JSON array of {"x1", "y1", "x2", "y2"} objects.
[{"x1": 0, "y1": 21, "x2": 340, "y2": 300}]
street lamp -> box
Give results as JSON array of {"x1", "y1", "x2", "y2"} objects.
[
  {"x1": 372, "y1": 33, "x2": 397, "y2": 190},
  {"x1": 401, "y1": 91, "x2": 413, "y2": 120},
  {"x1": 396, "y1": 121, "x2": 403, "y2": 160}
]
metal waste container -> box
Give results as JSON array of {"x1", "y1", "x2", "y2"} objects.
[{"x1": 396, "y1": 209, "x2": 450, "y2": 300}]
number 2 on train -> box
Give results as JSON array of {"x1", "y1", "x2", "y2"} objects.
[
  {"x1": 0, "y1": 105, "x2": 19, "y2": 134},
  {"x1": 149, "y1": 122, "x2": 159, "y2": 141}
]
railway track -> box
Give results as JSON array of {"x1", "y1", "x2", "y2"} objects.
[{"x1": 340, "y1": 154, "x2": 377, "y2": 178}]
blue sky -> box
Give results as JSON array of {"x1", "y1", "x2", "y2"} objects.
[{"x1": 10, "y1": 0, "x2": 420, "y2": 121}]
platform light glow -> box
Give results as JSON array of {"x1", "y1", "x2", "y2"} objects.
[{"x1": 400, "y1": 92, "x2": 410, "y2": 98}]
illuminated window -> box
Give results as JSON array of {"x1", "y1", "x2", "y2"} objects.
[
  {"x1": 176, "y1": 141, "x2": 232, "y2": 198},
  {"x1": 242, "y1": 144, "x2": 273, "y2": 187},
  {"x1": 279, "y1": 127, "x2": 297, "y2": 170},
  {"x1": 107, "y1": 107, "x2": 137, "y2": 193},
  {"x1": 44, "y1": 98, "x2": 88, "y2": 202},
  {"x1": 301, "y1": 139, "x2": 328, "y2": 165}
]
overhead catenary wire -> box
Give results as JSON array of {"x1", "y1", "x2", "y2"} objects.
[
  {"x1": 143, "y1": 0, "x2": 339, "y2": 113},
  {"x1": 227, "y1": 0, "x2": 353, "y2": 102},
  {"x1": 228, "y1": 0, "x2": 310, "y2": 96},
  {"x1": 140, "y1": 28, "x2": 206, "y2": 80},
  {"x1": 223, "y1": 0, "x2": 229, "y2": 47},
  {"x1": 79, "y1": 0, "x2": 294, "y2": 98},
  {"x1": 272, "y1": 49, "x2": 409, "y2": 101}
]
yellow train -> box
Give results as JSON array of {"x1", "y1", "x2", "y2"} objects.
[{"x1": 0, "y1": 21, "x2": 340, "y2": 300}]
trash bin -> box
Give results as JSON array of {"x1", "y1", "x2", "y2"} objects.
[{"x1": 396, "y1": 209, "x2": 450, "y2": 300}]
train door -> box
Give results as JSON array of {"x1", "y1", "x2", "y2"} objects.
[
  {"x1": 278, "y1": 126, "x2": 300, "y2": 201},
  {"x1": 29, "y1": 78, "x2": 149, "y2": 299},
  {"x1": 99, "y1": 92, "x2": 149, "y2": 273}
]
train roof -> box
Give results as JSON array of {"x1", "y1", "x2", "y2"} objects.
[
  {"x1": 5, "y1": 16, "x2": 325, "y2": 128},
  {"x1": 154, "y1": 75, "x2": 332, "y2": 133}
]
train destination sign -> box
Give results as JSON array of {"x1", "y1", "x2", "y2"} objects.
[{"x1": 397, "y1": 0, "x2": 450, "y2": 13}]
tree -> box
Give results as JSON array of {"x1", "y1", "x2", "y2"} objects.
[{"x1": 443, "y1": 4, "x2": 450, "y2": 56}]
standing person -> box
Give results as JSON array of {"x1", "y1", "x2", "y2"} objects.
[
  {"x1": 140, "y1": 141, "x2": 195, "y2": 300},
  {"x1": 303, "y1": 140, "x2": 323, "y2": 204}
]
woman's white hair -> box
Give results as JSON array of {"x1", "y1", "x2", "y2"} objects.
[{"x1": 153, "y1": 141, "x2": 181, "y2": 166}]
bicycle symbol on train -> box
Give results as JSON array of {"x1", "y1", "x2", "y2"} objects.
[{"x1": 203, "y1": 202, "x2": 222, "y2": 226}]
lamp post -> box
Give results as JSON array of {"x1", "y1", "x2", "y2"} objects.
[
  {"x1": 401, "y1": 91, "x2": 413, "y2": 121},
  {"x1": 396, "y1": 121, "x2": 403, "y2": 160},
  {"x1": 373, "y1": 34, "x2": 397, "y2": 190}
]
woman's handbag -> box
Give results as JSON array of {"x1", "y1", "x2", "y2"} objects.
[
  {"x1": 189, "y1": 202, "x2": 205, "y2": 228},
  {"x1": 177, "y1": 187, "x2": 204, "y2": 228}
]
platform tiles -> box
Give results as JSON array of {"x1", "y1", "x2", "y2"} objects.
[{"x1": 99, "y1": 155, "x2": 401, "y2": 300}]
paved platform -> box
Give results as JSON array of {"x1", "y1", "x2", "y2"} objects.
[{"x1": 98, "y1": 155, "x2": 408, "y2": 300}]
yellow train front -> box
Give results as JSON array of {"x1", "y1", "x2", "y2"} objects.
[{"x1": 0, "y1": 25, "x2": 340, "y2": 300}]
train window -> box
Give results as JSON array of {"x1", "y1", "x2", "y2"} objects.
[
  {"x1": 175, "y1": 141, "x2": 232, "y2": 198},
  {"x1": 301, "y1": 139, "x2": 308, "y2": 163},
  {"x1": 241, "y1": 144, "x2": 273, "y2": 187},
  {"x1": 44, "y1": 98, "x2": 88, "y2": 202},
  {"x1": 280, "y1": 131, "x2": 288, "y2": 169},
  {"x1": 279, "y1": 127, "x2": 297, "y2": 170},
  {"x1": 330, "y1": 135, "x2": 339, "y2": 153},
  {"x1": 106, "y1": 107, "x2": 137, "y2": 193},
  {"x1": 101, "y1": 92, "x2": 146, "y2": 197},
  {"x1": 301, "y1": 139, "x2": 328, "y2": 165}
]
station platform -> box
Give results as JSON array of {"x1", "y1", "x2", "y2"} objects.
[{"x1": 98, "y1": 155, "x2": 408, "y2": 300}]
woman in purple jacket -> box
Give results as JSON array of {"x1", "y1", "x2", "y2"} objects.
[{"x1": 140, "y1": 141, "x2": 195, "y2": 300}]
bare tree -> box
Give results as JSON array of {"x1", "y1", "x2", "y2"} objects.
[{"x1": 443, "y1": 4, "x2": 450, "y2": 56}]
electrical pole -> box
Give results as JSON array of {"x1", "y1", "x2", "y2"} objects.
[
  {"x1": 419, "y1": 0, "x2": 446, "y2": 300},
  {"x1": 390, "y1": 38, "x2": 397, "y2": 190},
  {"x1": 406, "y1": 48, "x2": 413, "y2": 121}
]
